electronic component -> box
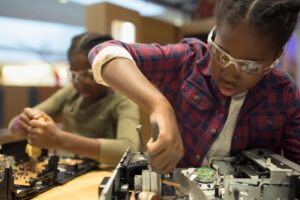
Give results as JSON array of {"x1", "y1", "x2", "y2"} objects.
[
  {"x1": 0, "y1": 154, "x2": 98, "y2": 200},
  {"x1": 100, "y1": 148, "x2": 300, "y2": 200}
]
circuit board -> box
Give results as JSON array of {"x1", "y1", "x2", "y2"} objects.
[{"x1": 0, "y1": 154, "x2": 99, "y2": 200}]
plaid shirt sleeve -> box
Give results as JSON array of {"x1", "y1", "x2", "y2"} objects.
[
  {"x1": 88, "y1": 38, "x2": 208, "y2": 88},
  {"x1": 282, "y1": 82, "x2": 300, "y2": 163}
]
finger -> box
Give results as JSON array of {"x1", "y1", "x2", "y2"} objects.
[
  {"x1": 155, "y1": 161, "x2": 175, "y2": 174},
  {"x1": 19, "y1": 120, "x2": 30, "y2": 133},
  {"x1": 29, "y1": 119, "x2": 45, "y2": 127},
  {"x1": 34, "y1": 112, "x2": 51, "y2": 121},
  {"x1": 28, "y1": 126, "x2": 43, "y2": 136},
  {"x1": 147, "y1": 136, "x2": 166, "y2": 156},
  {"x1": 19, "y1": 113, "x2": 31, "y2": 124},
  {"x1": 23, "y1": 108, "x2": 39, "y2": 119},
  {"x1": 150, "y1": 151, "x2": 175, "y2": 173}
]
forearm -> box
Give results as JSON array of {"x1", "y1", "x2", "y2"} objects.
[
  {"x1": 99, "y1": 138, "x2": 133, "y2": 164},
  {"x1": 102, "y1": 59, "x2": 171, "y2": 113},
  {"x1": 55, "y1": 130, "x2": 100, "y2": 160},
  {"x1": 56, "y1": 131, "x2": 132, "y2": 164}
]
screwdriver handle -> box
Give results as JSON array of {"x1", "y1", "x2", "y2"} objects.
[
  {"x1": 26, "y1": 116, "x2": 45, "y2": 160},
  {"x1": 151, "y1": 121, "x2": 159, "y2": 142},
  {"x1": 149, "y1": 121, "x2": 159, "y2": 172}
]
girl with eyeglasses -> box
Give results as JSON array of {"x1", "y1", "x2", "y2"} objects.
[
  {"x1": 88, "y1": 0, "x2": 300, "y2": 173},
  {"x1": 9, "y1": 33, "x2": 140, "y2": 165}
]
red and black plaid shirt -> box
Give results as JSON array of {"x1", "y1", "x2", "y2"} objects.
[{"x1": 89, "y1": 38, "x2": 300, "y2": 167}]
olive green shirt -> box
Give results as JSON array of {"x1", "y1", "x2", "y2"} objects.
[{"x1": 11, "y1": 85, "x2": 139, "y2": 164}]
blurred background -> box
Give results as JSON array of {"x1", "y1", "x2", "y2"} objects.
[{"x1": 0, "y1": 0, "x2": 299, "y2": 128}]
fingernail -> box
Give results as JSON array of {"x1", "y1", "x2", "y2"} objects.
[{"x1": 33, "y1": 113, "x2": 41, "y2": 119}]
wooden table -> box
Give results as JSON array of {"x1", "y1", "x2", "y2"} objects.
[
  {"x1": 33, "y1": 170, "x2": 112, "y2": 200},
  {"x1": 0, "y1": 129, "x2": 116, "y2": 200},
  {"x1": 0, "y1": 129, "x2": 24, "y2": 145}
]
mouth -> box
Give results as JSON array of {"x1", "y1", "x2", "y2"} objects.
[
  {"x1": 219, "y1": 84, "x2": 237, "y2": 96},
  {"x1": 218, "y1": 79, "x2": 237, "y2": 96}
]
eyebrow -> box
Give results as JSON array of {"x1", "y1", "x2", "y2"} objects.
[{"x1": 212, "y1": 30, "x2": 267, "y2": 62}]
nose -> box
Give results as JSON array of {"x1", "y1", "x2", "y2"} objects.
[{"x1": 220, "y1": 63, "x2": 239, "y2": 82}]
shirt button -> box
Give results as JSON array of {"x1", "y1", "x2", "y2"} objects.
[
  {"x1": 210, "y1": 128, "x2": 217, "y2": 135},
  {"x1": 196, "y1": 155, "x2": 201, "y2": 160},
  {"x1": 267, "y1": 119, "x2": 273, "y2": 125},
  {"x1": 221, "y1": 100, "x2": 226, "y2": 106},
  {"x1": 193, "y1": 95, "x2": 199, "y2": 101}
]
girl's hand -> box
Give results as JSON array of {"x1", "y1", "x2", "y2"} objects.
[
  {"x1": 27, "y1": 112, "x2": 62, "y2": 149},
  {"x1": 14, "y1": 108, "x2": 40, "y2": 136},
  {"x1": 147, "y1": 104, "x2": 184, "y2": 174}
]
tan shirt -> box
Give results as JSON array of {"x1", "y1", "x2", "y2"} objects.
[{"x1": 10, "y1": 85, "x2": 140, "y2": 165}]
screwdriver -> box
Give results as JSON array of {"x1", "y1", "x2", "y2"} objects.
[
  {"x1": 25, "y1": 116, "x2": 45, "y2": 170},
  {"x1": 148, "y1": 121, "x2": 159, "y2": 171}
]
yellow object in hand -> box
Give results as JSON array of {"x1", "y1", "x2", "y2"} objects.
[
  {"x1": 25, "y1": 116, "x2": 45, "y2": 160},
  {"x1": 25, "y1": 144, "x2": 42, "y2": 160}
]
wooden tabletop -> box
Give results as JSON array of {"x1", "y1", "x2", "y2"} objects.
[
  {"x1": 33, "y1": 170, "x2": 112, "y2": 200},
  {"x1": 0, "y1": 129, "x2": 24, "y2": 145}
]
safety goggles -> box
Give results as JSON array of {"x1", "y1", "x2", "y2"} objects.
[
  {"x1": 69, "y1": 69, "x2": 94, "y2": 83},
  {"x1": 207, "y1": 27, "x2": 279, "y2": 75}
]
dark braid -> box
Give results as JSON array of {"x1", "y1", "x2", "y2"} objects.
[
  {"x1": 67, "y1": 32, "x2": 112, "y2": 60},
  {"x1": 215, "y1": 0, "x2": 300, "y2": 53}
]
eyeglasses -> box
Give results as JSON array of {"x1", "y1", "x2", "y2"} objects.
[
  {"x1": 207, "y1": 27, "x2": 280, "y2": 75},
  {"x1": 69, "y1": 69, "x2": 94, "y2": 83}
]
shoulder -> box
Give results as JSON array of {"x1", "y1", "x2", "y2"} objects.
[
  {"x1": 265, "y1": 68, "x2": 296, "y2": 88},
  {"x1": 180, "y1": 38, "x2": 207, "y2": 46},
  {"x1": 264, "y1": 68, "x2": 299, "y2": 99},
  {"x1": 176, "y1": 38, "x2": 209, "y2": 53}
]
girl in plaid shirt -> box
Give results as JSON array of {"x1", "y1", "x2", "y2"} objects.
[{"x1": 88, "y1": 0, "x2": 300, "y2": 173}]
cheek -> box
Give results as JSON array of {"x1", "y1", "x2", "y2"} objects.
[
  {"x1": 238, "y1": 75, "x2": 264, "y2": 91},
  {"x1": 211, "y1": 60, "x2": 221, "y2": 80}
]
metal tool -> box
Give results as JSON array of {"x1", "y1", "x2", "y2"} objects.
[
  {"x1": 148, "y1": 121, "x2": 159, "y2": 171},
  {"x1": 151, "y1": 122, "x2": 159, "y2": 142},
  {"x1": 136, "y1": 125, "x2": 144, "y2": 154}
]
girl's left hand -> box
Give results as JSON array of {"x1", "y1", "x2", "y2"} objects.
[{"x1": 27, "y1": 112, "x2": 62, "y2": 149}]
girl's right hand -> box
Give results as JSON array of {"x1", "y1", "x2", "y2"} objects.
[
  {"x1": 147, "y1": 103, "x2": 185, "y2": 174},
  {"x1": 14, "y1": 107, "x2": 40, "y2": 136}
]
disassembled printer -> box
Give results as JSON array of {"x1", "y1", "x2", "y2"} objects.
[
  {"x1": 99, "y1": 148, "x2": 300, "y2": 200},
  {"x1": 0, "y1": 152, "x2": 98, "y2": 200}
]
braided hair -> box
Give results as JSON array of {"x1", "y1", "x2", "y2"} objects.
[
  {"x1": 67, "y1": 32, "x2": 112, "y2": 61},
  {"x1": 215, "y1": 0, "x2": 300, "y2": 53}
]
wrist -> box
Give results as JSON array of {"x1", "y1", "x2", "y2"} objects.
[
  {"x1": 52, "y1": 129, "x2": 65, "y2": 149},
  {"x1": 152, "y1": 103, "x2": 174, "y2": 119},
  {"x1": 150, "y1": 97, "x2": 172, "y2": 114}
]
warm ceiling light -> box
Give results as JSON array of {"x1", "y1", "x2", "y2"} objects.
[{"x1": 58, "y1": 0, "x2": 69, "y2": 4}]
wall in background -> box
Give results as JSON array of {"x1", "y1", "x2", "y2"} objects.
[{"x1": 0, "y1": 86, "x2": 60, "y2": 128}]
